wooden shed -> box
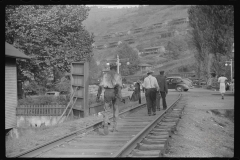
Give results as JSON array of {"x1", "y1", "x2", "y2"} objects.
[
  {"x1": 138, "y1": 63, "x2": 152, "y2": 73},
  {"x1": 5, "y1": 42, "x2": 30, "y2": 130}
]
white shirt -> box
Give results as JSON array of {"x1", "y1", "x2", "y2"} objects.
[
  {"x1": 143, "y1": 75, "x2": 159, "y2": 91},
  {"x1": 218, "y1": 76, "x2": 227, "y2": 83},
  {"x1": 99, "y1": 71, "x2": 122, "y2": 88}
]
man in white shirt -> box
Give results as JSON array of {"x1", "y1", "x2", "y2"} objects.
[{"x1": 142, "y1": 70, "x2": 160, "y2": 116}]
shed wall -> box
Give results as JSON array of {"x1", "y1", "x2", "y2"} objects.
[{"x1": 5, "y1": 58, "x2": 17, "y2": 129}]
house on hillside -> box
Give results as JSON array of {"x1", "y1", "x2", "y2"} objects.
[
  {"x1": 108, "y1": 41, "x2": 118, "y2": 48},
  {"x1": 132, "y1": 27, "x2": 144, "y2": 34},
  {"x1": 124, "y1": 38, "x2": 135, "y2": 44},
  {"x1": 5, "y1": 42, "x2": 30, "y2": 131},
  {"x1": 138, "y1": 63, "x2": 152, "y2": 73},
  {"x1": 152, "y1": 22, "x2": 163, "y2": 29},
  {"x1": 96, "y1": 44, "x2": 104, "y2": 49},
  {"x1": 142, "y1": 46, "x2": 165, "y2": 56}
]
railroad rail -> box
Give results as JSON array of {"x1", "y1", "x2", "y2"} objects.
[
  {"x1": 114, "y1": 93, "x2": 184, "y2": 157},
  {"x1": 10, "y1": 93, "x2": 182, "y2": 158}
]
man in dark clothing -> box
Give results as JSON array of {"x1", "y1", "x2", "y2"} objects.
[{"x1": 156, "y1": 71, "x2": 168, "y2": 110}]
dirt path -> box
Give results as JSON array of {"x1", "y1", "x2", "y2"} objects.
[{"x1": 166, "y1": 88, "x2": 234, "y2": 157}]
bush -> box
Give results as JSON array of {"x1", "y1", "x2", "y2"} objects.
[{"x1": 18, "y1": 95, "x2": 69, "y2": 105}]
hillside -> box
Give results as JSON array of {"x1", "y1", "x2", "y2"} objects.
[{"x1": 83, "y1": 5, "x2": 195, "y2": 76}]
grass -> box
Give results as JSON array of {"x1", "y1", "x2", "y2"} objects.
[{"x1": 211, "y1": 109, "x2": 234, "y2": 123}]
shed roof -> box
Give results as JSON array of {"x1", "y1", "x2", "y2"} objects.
[
  {"x1": 138, "y1": 63, "x2": 152, "y2": 67},
  {"x1": 5, "y1": 42, "x2": 30, "y2": 59},
  {"x1": 144, "y1": 46, "x2": 163, "y2": 50}
]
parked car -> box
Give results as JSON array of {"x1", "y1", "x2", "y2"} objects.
[
  {"x1": 45, "y1": 91, "x2": 60, "y2": 96},
  {"x1": 192, "y1": 79, "x2": 207, "y2": 86},
  {"x1": 182, "y1": 78, "x2": 194, "y2": 88},
  {"x1": 166, "y1": 76, "x2": 190, "y2": 92}
]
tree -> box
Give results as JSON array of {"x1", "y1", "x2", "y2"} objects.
[
  {"x1": 188, "y1": 5, "x2": 234, "y2": 80},
  {"x1": 6, "y1": 5, "x2": 94, "y2": 86},
  {"x1": 89, "y1": 56, "x2": 101, "y2": 81},
  {"x1": 115, "y1": 43, "x2": 140, "y2": 76},
  {"x1": 166, "y1": 41, "x2": 180, "y2": 60}
]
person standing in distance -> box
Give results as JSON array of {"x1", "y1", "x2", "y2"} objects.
[
  {"x1": 218, "y1": 74, "x2": 228, "y2": 100},
  {"x1": 130, "y1": 80, "x2": 142, "y2": 104},
  {"x1": 142, "y1": 70, "x2": 160, "y2": 116},
  {"x1": 156, "y1": 71, "x2": 168, "y2": 110}
]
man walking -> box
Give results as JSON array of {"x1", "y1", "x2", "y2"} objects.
[
  {"x1": 96, "y1": 63, "x2": 123, "y2": 132},
  {"x1": 156, "y1": 71, "x2": 168, "y2": 110},
  {"x1": 142, "y1": 70, "x2": 159, "y2": 116}
]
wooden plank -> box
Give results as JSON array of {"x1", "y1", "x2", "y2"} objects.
[{"x1": 5, "y1": 63, "x2": 17, "y2": 129}]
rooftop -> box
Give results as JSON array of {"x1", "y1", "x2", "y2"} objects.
[
  {"x1": 138, "y1": 63, "x2": 152, "y2": 67},
  {"x1": 5, "y1": 42, "x2": 30, "y2": 59}
]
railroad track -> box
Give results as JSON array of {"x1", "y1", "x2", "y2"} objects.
[{"x1": 11, "y1": 93, "x2": 182, "y2": 158}]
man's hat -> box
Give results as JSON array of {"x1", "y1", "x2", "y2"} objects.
[{"x1": 147, "y1": 69, "x2": 154, "y2": 74}]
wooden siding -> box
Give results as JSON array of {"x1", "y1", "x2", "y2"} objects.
[
  {"x1": 5, "y1": 58, "x2": 17, "y2": 129},
  {"x1": 71, "y1": 62, "x2": 89, "y2": 117}
]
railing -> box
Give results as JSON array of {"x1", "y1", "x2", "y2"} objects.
[{"x1": 16, "y1": 105, "x2": 69, "y2": 116}]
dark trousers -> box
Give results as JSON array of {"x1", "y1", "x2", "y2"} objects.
[
  {"x1": 145, "y1": 88, "x2": 157, "y2": 115},
  {"x1": 156, "y1": 93, "x2": 160, "y2": 110},
  {"x1": 160, "y1": 91, "x2": 167, "y2": 109}
]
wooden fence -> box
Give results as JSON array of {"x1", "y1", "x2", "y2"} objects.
[{"x1": 16, "y1": 105, "x2": 70, "y2": 116}]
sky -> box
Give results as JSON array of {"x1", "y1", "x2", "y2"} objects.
[{"x1": 86, "y1": 5, "x2": 140, "y2": 8}]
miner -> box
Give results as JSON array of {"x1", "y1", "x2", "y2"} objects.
[{"x1": 96, "y1": 63, "x2": 123, "y2": 132}]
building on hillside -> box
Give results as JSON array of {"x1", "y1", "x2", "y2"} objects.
[
  {"x1": 124, "y1": 38, "x2": 135, "y2": 44},
  {"x1": 109, "y1": 33, "x2": 116, "y2": 37},
  {"x1": 168, "y1": 17, "x2": 189, "y2": 26},
  {"x1": 142, "y1": 46, "x2": 165, "y2": 56},
  {"x1": 5, "y1": 42, "x2": 30, "y2": 130},
  {"x1": 132, "y1": 27, "x2": 144, "y2": 34},
  {"x1": 138, "y1": 63, "x2": 152, "y2": 73},
  {"x1": 103, "y1": 35, "x2": 111, "y2": 39},
  {"x1": 96, "y1": 44, "x2": 104, "y2": 49},
  {"x1": 108, "y1": 41, "x2": 118, "y2": 48},
  {"x1": 160, "y1": 31, "x2": 175, "y2": 39},
  {"x1": 152, "y1": 22, "x2": 163, "y2": 29}
]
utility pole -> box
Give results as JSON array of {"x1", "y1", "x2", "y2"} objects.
[
  {"x1": 106, "y1": 55, "x2": 129, "y2": 74},
  {"x1": 230, "y1": 59, "x2": 233, "y2": 82},
  {"x1": 225, "y1": 59, "x2": 233, "y2": 82},
  {"x1": 117, "y1": 55, "x2": 120, "y2": 74}
]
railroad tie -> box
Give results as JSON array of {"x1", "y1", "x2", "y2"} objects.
[
  {"x1": 137, "y1": 142, "x2": 166, "y2": 154},
  {"x1": 162, "y1": 117, "x2": 180, "y2": 122},
  {"x1": 141, "y1": 138, "x2": 169, "y2": 152},
  {"x1": 130, "y1": 149, "x2": 162, "y2": 157},
  {"x1": 158, "y1": 122, "x2": 178, "y2": 127},
  {"x1": 146, "y1": 134, "x2": 169, "y2": 139},
  {"x1": 150, "y1": 130, "x2": 172, "y2": 137},
  {"x1": 155, "y1": 125, "x2": 177, "y2": 132},
  {"x1": 164, "y1": 114, "x2": 181, "y2": 119}
]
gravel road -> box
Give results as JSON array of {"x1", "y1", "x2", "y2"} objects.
[{"x1": 165, "y1": 88, "x2": 234, "y2": 157}]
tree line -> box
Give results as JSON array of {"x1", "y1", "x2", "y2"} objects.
[
  {"x1": 187, "y1": 5, "x2": 234, "y2": 82},
  {"x1": 5, "y1": 5, "x2": 94, "y2": 94}
]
